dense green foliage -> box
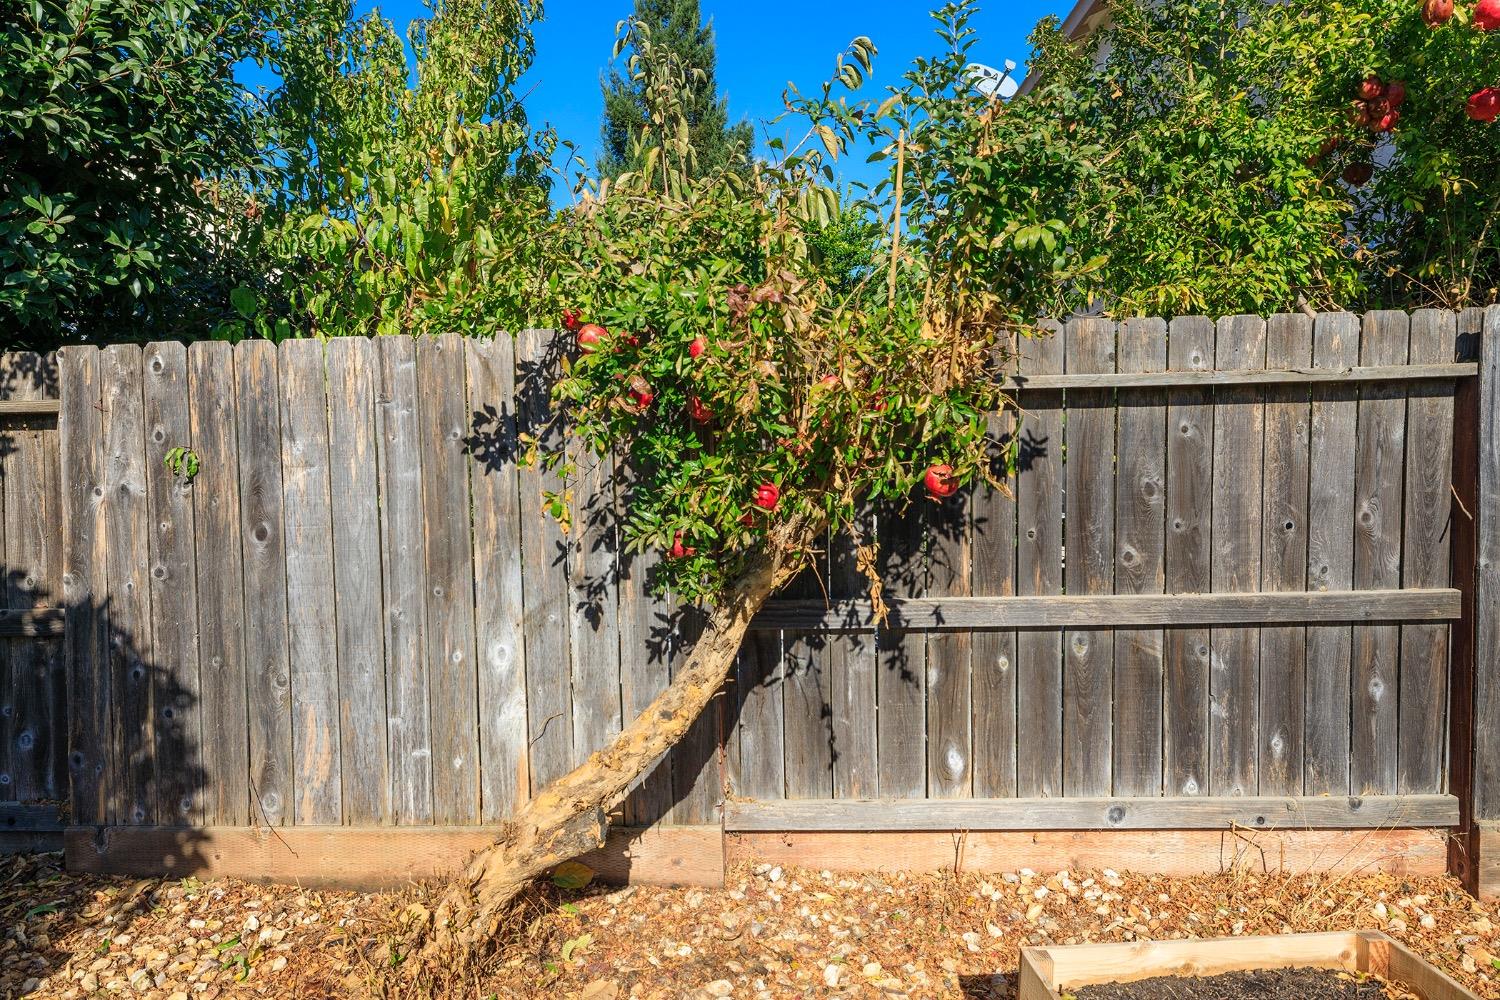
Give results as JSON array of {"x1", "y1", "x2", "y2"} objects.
[
  {"x1": 899, "y1": 0, "x2": 1500, "y2": 320},
  {"x1": 0, "y1": 0, "x2": 280, "y2": 346},
  {"x1": 598, "y1": 0, "x2": 753, "y2": 182},
  {"x1": 227, "y1": 0, "x2": 550, "y2": 340}
]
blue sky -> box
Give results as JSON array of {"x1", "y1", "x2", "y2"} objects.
[{"x1": 252, "y1": 1, "x2": 1069, "y2": 189}]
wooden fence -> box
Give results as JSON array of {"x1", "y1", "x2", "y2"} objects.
[
  {"x1": 5, "y1": 306, "x2": 1499, "y2": 892},
  {"x1": 0, "y1": 352, "x2": 64, "y2": 849}
]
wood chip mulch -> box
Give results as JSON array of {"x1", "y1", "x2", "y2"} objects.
[{"x1": 4, "y1": 851, "x2": 1499, "y2": 999}]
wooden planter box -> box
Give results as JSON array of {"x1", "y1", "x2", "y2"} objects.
[{"x1": 1018, "y1": 930, "x2": 1479, "y2": 1000}]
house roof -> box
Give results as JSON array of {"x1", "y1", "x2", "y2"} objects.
[{"x1": 1016, "y1": 0, "x2": 1111, "y2": 97}]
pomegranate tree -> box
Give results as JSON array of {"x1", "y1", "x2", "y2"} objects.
[{"x1": 430, "y1": 22, "x2": 1012, "y2": 947}]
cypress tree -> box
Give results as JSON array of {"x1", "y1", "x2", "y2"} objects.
[{"x1": 599, "y1": 0, "x2": 753, "y2": 179}]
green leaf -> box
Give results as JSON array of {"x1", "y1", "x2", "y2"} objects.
[{"x1": 550, "y1": 861, "x2": 594, "y2": 890}]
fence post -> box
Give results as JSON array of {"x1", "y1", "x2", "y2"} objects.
[{"x1": 1469, "y1": 305, "x2": 1500, "y2": 898}]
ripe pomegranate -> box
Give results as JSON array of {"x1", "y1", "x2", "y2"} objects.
[
  {"x1": 739, "y1": 511, "x2": 756, "y2": 527},
  {"x1": 1468, "y1": 87, "x2": 1500, "y2": 122},
  {"x1": 625, "y1": 375, "x2": 654, "y2": 410},
  {"x1": 1358, "y1": 75, "x2": 1384, "y2": 100},
  {"x1": 924, "y1": 464, "x2": 959, "y2": 499},
  {"x1": 577, "y1": 323, "x2": 607, "y2": 352},
  {"x1": 816, "y1": 374, "x2": 841, "y2": 390},
  {"x1": 1342, "y1": 162, "x2": 1374, "y2": 187},
  {"x1": 1375, "y1": 109, "x2": 1400, "y2": 132},
  {"x1": 689, "y1": 336, "x2": 707, "y2": 359},
  {"x1": 687, "y1": 396, "x2": 712, "y2": 423},
  {"x1": 1423, "y1": 0, "x2": 1454, "y2": 26},
  {"x1": 1384, "y1": 81, "x2": 1406, "y2": 108},
  {"x1": 752, "y1": 482, "x2": 780, "y2": 511},
  {"x1": 668, "y1": 532, "x2": 696, "y2": 559},
  {"x1": 562, "y1": 309, "x2": 583, "y2": 332},
  {"x1": 1477, "y1": 0, "x2": 1500, "y2": 30}
]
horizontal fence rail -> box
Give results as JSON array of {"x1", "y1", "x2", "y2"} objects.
[
  {"x1": 752, "y1": 589, "x2": 1463, "y2": 631},
  {"x1": 29, "y1": 308, "x2": 1491, "y2": 866},
  {"x1": 724, "y1": 795, "x2": 1462, "y2": 832}
]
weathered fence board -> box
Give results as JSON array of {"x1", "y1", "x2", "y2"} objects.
[
  {"x1": 1015, "y1": 322, "x2": 1064, "y2": 799},
  {"x1": 42, "y1": 310, "x2": 1478, "y2": 850},
  {"x1": 1258, "y1": 314, "x2": 1312, "y2": 796},
  {"x1": 1113, "y1": 317, "x2": 1167, "y2": 798},
  {"x1": 326, "y1": 338, "x2": 389, "y2": 824},
  {"x1": 1305, "y1": 313, "x2": 1360, "y2": 795},
  {"x1": 142, "y1": 343, "x2": 200, "y2": 824},
  {"x1": 279, "y1": 339, "x2": 340, "y2": 826},
  {"x1": 1164, "y1": 315, "x2": 1214, "y2": 798}
]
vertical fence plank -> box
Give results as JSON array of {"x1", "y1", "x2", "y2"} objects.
[
  {"x1": 1016, "y1": 322, "x2": 1064, "y2": 798},
  {"x1": 1113, "y1": 317, "x2": 1167, "y2": 797},
  {"x1": 783, "y1": 545, "x2": 833, "y2": 799},
  {"x1": 731, "y1": 630, "x2": 782, "y2": 802},
  {"x1": 1063, "y1": 318, "x2": 1116, "y2": 797},
  {"x1": 279, "y1": 339, "x2": 341, "y2": 826},
  {"x1": 2, "y1": 353, "x2": 62, "y2": 804},
  {"x1": 877, "y1": 503, "x2": 927, "y2": 799},
  {"x1": 1305, "y1": 313, "x2": 1360, "y2": 794},
  {"x1": 466, "y1": 335, "x2": 528, "y2": 823},
  {"x1": 515, "y1": 329, "x2": 572, "y2": 792},
  {"x1": 1399, "y1": 310, "x2": 1458, "y2": 795},
  {"x1": 1258, "y1": 314, "x2": 1312, "y2": 796},
  {"x1": 570, "y1": 445, "x2": 621, "y2": 774},
  {"x1": 830, "y1": 521, "x2": 878, "y2": 798},
  {"x1": 927, "y1": 493, "x2": 972, "y2": 798},
  {"x1": 417, "y1": 334, "x2": 480, "y2": 825},
  {"x1": 376, "y1": 336, "x2": 432, "y2": 823},
  {"x1": 618, "y1": 523, "x2": 671, "y2": 825},
  {"x1": 101, "y1": 344, "x2": 154, "y2": 824},
  {"x1": 1472, "y1": 306, "x2": 1500, "y2": 846},
  {"x1": 972, "y1": 407, "x2": 1018, "y2": 799},
  {"x1": 1351, "y1": 310, "x2": 1410, "y2": 796},
  {"x1": 236, "y1": 340, "x2": 292, "y2": 827},
  {"x1": 187, "y1": 343, "x2": 248, "y2": 826},
  {"x1": 1164, "y1": 316, "x2": 1214, "y2": 797},
  {"x1": 61, "y1": 347, "x2": 111, "y2": 824},
  {"x1": 670, "y1": 603, "x2": 722, "y2": 824},
  {"x1": 1208, "y1": 315, "x2": 1267, "y2": 797},
  {"x1": 326, "y1": 338, "x2": 388, "y2": 825},
  {"x1": 142, "y1": 343, "x2": 201, "y2": 823}
]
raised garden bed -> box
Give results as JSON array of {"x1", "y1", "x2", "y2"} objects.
[{"x1": 1018, "y1": 930, "x2": 1479, "y2": 1000}]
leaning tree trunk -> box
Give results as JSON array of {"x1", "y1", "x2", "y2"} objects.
[{"x1": 430, "y1": 526, "x2": 813, "y2": 949}]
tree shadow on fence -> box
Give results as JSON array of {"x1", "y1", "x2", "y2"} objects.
[
  {"x1": 464, "y1": 331, "x2": 1020, "y2": 814},
  {"x1": 0, "y1": 565, "x2": 213, "y2": 992}
]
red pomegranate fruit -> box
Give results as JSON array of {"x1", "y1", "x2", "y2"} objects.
[
  {"x1": 1342, "y1": 162, "x2": 1374, "y2": 187},
  {"x1": 689, "y1": 336, "x2": 707, "y2": 359},
  {"x1": 924, "y1": 464, "x2": 959, "y2": 499},
  {"x1": 1477, "y1": 0, "x2": 1500, "y2": 30},
  {"x1": 628, "y1": 377, "x2": 654, "y2": 410},
  {"x1": 1423, "y1": 0, "x2": 1454, "y2": 25},
  {"x1": 687, "y1": 396, "x2": 712, "y2": 423},
  {"x1": 752, "y1": 482, "x2": 780, "y2": 511},
  {"x1": 669, "y1": 532, "x2": 696, "y2": 559},
  {"x1": 1358, "y1": 75, "x2": 1384, "y2": 100},
  {"x1": 577, "y1": 323, "x2": 607, "y2": 352},
  {"x1": 1468, "y1": 87, "x2": 1500, "y2": 122},
  {"x1": 1384, "y1": 81, "x2": 1406, "y2": 108},
  {"x1": 562, "y1": 309, "x2": 583, "y2": 332}
]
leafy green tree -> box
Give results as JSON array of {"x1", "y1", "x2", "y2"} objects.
[
  {"x1": 225, "y1": 0, "x2": 551, "y2": 340},
  {"x1": 0, "y1": 0, "x2": 288, "y2": 347},
  {"x1": 599, "y1": 0, "x2": 754, "y2": 181}
]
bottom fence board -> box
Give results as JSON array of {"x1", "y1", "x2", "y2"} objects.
[
  {"x1": 724, "y1": 795, "x2": 1460, "y2": 832},
  {"x1": 64, "y1": 825, "x2": 724, "y2": 890},
  {"x1": 1481, "y1": 823, "x2": 1500, "y2": 900},
  {"x1": 1018, "y1": 930, "x2": 1478, "y2": 1000},
  {"x1": 726, "y1": 828, "x2": 1449, "y2": 878}
]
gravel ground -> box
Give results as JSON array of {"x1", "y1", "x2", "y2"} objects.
[{"x1": 4, "y1": 851, "x2": 1498, "y2": 999}]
